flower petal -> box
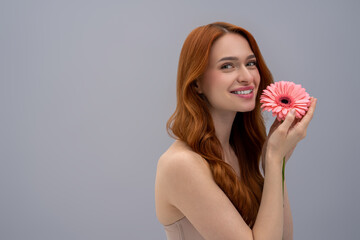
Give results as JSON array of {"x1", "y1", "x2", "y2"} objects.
[
  {"x1": 295, "y1": 108, "x2": 306, "y2": 115},
  {"x1": 274, "y1": 106, "x2": 283, "y2": 113}
]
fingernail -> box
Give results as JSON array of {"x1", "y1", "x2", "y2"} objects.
[{"x1": 291, "y1": 109, "x2": 296, "y2": 114}]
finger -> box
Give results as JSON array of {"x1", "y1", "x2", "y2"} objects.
[
  {"x1": 290, "y1": 118, "x2": 300, "y2": 129},
  {"x1": 298, "y1": 97, "x2": 317, "y2": 129},
  {"x1": 279, "y1": 108, "x2": 296, "y2": 131},
  {"x1": 269, "y1": 118, "x2": 281, "y2": 132}
]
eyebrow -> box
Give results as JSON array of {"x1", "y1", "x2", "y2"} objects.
[{"x1": 217, "y1": 54, "x2": 256, "y2": 63}]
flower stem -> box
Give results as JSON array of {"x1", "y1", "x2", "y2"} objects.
[{"x1": 282, "y1": 156, "x2": 285, "y2": 198}]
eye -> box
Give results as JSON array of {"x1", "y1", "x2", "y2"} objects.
[
  {"x1": 247, "y1": 61, "x2": 257, "y2": 67},
  {"x1": 220, "y1": 63, "x2": 235, "y2": 70}
]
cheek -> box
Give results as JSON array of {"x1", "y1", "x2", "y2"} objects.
[
  {"x1": 202, "y1": 72, "x2": 223, "y2": 92},
  {"x1": 253, "y1": 71, "x2": 261, "y2": 85}
]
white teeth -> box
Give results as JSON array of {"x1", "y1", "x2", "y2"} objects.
[{"x1": 232, "y1": 89, "x2": 253, "y2": 95}]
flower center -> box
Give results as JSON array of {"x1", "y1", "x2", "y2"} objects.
[
  {"x1": 278, "y1": 97, "x2": 292, "y2": 106},
  {"x1": 281, "y1": 99, "x2": 289, "y2": 104}
]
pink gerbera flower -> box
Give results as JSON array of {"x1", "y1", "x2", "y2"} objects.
[{"x1": 260, "y1": 81, "x2": 311, "y2": 121}]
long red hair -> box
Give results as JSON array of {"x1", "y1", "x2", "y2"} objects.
[{"x1": 166, "y1": 22, "x2": 274, "y2": 228}]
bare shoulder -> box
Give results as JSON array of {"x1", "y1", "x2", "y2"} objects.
[
  {"x1": 157, "y1": 140, "x2": 211, "y2": 176},
  {"x1": 155, "y1": 140, "x2": 212, "y2": 224},
  {"x1": 155, "y1": 140, "x2": 252, "y2": 240}
]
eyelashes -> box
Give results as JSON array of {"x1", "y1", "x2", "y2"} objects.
[
  {"x1": 220, "y1": 61, "x2": 258, "y2": 70},
  {"x1": 220, "y1": 63, "x2": 235, "y2": 69},
  {"x1": 247, "y1": 61, "x2": 257, "y2": 67}
]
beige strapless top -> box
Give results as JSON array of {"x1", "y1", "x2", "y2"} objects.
[{"x1": 163, "y1": 216, "x2": 205, "y2": 240}]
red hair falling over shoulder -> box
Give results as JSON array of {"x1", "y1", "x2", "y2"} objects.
[{"x1": 166, "y1": 22, "x2": 274, "y2": 228}]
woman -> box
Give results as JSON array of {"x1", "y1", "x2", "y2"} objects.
[{"x1": 155, "y1": 22, "x2": 317, "y2": 240}]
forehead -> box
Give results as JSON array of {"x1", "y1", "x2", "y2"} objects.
[{"x1": 209, "y1": 33, "x2": 253, "y2": 60}]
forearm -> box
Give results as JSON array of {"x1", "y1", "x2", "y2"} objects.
[
  {"x1": 260, "y1": 155, "x2": 293, "y2": 239},
  {"x1": 283, "y1": 180, "x2": 293, "y2": 240},
  {"x1": 253, "y1": 156, "x2": 284, "y2": 240}
]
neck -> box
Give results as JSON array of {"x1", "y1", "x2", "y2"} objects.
[{"x1": 209, "y1": 108, "x2": 237, "y2": 158}]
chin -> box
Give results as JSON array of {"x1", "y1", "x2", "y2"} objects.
[
  {"x1": 236, "y1": 104, "x2": 256, "y2": 113},
  {"x1": 238, "y1": 109, "x2": 255, "y2": 113}
]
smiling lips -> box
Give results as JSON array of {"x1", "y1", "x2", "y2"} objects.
[
  {"x1": 230, "y1": 86, "x2": 255, "y2": 98},
  {"x1": 232, "y1": 89, "x2": 253, "y2": 95}
]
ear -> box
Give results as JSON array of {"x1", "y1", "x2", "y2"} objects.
[{"x1": 194, "y1": 79, "x2": 203, "y2": 94}]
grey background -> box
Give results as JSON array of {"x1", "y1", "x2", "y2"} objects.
[{"x1": 1, "y1": 0, "x2": 359, "y2": 239}]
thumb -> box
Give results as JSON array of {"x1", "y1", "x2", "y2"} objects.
[{"x1": 280, "y1": 109, "x2": 296, "y2": 131}]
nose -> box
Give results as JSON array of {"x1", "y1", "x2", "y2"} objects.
[{"x1": 236, "y1": 65, "x2": 254, "y2": 84}]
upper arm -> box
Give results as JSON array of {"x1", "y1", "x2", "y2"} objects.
[{"x1": 158, "y1": 151, "x2": 253, "y2": 240}]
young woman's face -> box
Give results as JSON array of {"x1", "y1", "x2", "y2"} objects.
[{"x1": 196, "y1": 33, "x2": 260, "y2": 114}]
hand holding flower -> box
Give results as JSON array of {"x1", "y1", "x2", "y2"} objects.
[
  {"x1": 264, "y1": 109, "x2": 301, "y2": 165},
  {"x1": 260, "y1": 81, "x2": 317, "y2": 197},
  {"x1": 261, "y1": 118, "x2": 297, "y2": 174}
]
